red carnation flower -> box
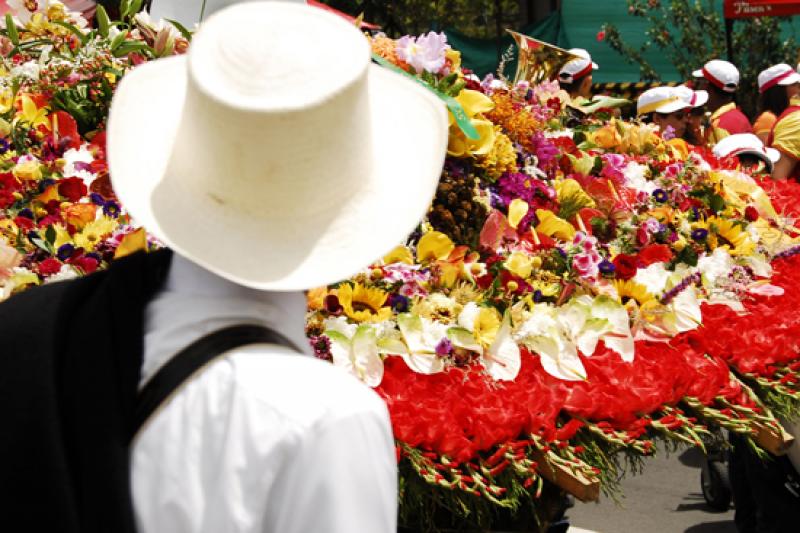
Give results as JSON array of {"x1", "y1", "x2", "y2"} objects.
[
  {"x1": 37, "y1": 257, "x2": 62, "y2": 276},
  {"x1": 744, "y1": 206, "x2": 759, "y2": 222},
  {"x1": 58, "y1": 177, "x2": 88, "y2": 202},
  {"x1": 637, "y1": 244, "x2": 673, "y2": 267},
  {"x1": 612, "y1": 253, "x2": 638, "y2": 280}
]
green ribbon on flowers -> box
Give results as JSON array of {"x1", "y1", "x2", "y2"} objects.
[{"x1": 371, "y1": 53, "x2": 480, "y2": 141}]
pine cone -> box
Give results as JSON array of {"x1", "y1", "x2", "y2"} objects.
[{"x1": 428, "y1": 168, "x2": 488, "y2": 247}]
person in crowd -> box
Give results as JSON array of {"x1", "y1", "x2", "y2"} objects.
[
  {"x1": 692, "y1": 59, "x2": 751, "y2": 144},
  {"x1": 712, "y1": 133, "x2": 780, "y2": 174},
  {"x1": 557, "y1": 48, "x2": 598, "y2": 101},
  {"x1": 753, "y1": 64, "x2": 800, "y2": 144},
  {"x1": 763, "y1": 66, "x2": 800, "y2": 180},
  {"x1": 673, "y1": 84, "x2": 708, "y2": 145},
  {"x1": 637, "y1": 86, "x2": 691, "y2": 139},
  {"x1": 0, "y1": 2, "x2": 449, "y2": 533}
]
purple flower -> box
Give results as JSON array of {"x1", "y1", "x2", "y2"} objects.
[
  {"x1": 652, "y1": 189, "x2": 668, "y2": 203},
  {"x1": 102, "y1": 201, "x2": 120, "y2": 217},
  {"x1": 396, "y1": 32, "x2": 448, "y2": 74},
  {"x1": 662, "y1": 125, "x2": 676, "y2": 141},
  {"x1": 0, "y1": 138, "x2": 9, "y2": 154},
  {"x1": 57, "y1": 243, "x2": 75, "y2": 261},
  {"x1": 599, "y1": 259, "x2": 615, "y2": 275},
  {"x1": 530, "y1": 131, "x2": 559, "y2": 169},
  {"x1": 435, "y1": 338, "x2": 454, "y2": 357},
  {"x1": 691, "y1": 228, "x2": 708, "y2": 241},
  {"x1": 388, "y1": 293, "x2": 410, "y2": 312}
]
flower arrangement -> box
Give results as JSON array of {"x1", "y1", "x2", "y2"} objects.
[
  {"x1": 0, "y1": 2, "x2": 186, "y2": 298},
  {"x1": 5, "y1": 7, "x2": 800, "y2": 531}
]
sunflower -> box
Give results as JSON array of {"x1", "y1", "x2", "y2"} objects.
[
  {"x1": 708, "y1": 217, "x2": 755, "y2": 256},
  {"x1": 337, "y1": 283, "x2": 392, "y2": 323},
  {"x1": 613, "y1": 280, "x2": 656, "y2": 306}
]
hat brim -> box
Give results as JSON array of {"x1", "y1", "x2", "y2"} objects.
[
  {"x1": 591, "y1": 62, "x2": 599, "y2": 70},
  {"x1": 692, "y1": 69, "x2": 703, "y2": 78},
  {"x1": 778, "y1": 71, "x2": 800, "y2": 86},
  {"x1": 653, "y1": 100, "x2": 689, "y2": 114},
  {"x1": 691, "y1": 90, "x2": 708, "y2": 108},
  {"x1": 108, "y1": 57, "x2": 448, "y2": 290}
]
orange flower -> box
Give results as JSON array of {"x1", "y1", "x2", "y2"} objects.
[{"x1": 63, "y1": 203, "x2": 97, "y2": 229}]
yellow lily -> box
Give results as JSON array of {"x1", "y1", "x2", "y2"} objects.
[
  {"x1": 15, "y1": 95, "x2": 49, "y2": 130},
  {"x1": 507, "y1": 198, "x2": 529, "y2": 229},
  {"x1": 447, "y1": 89, "x2": 496, "y2": 157},
  {"x1": 535, "y1": 209, "x2": 576, "y2": 241},
  {"x1": 416, "y1": 231, "x2": 455, "y2": 263}
]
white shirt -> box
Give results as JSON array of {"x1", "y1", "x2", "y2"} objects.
[{"x1": 131, "y1": 255, "x2": 397, "y2": 533}]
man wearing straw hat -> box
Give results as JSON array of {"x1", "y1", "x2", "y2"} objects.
[{"x1": 0, "y1": 2, "x2": 448, "y2": 532}]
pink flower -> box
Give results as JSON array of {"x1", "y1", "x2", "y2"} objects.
[
  {"x1": 395, "y1": 32, "x2": 448, "y2": 75},
  {"x1": 573, "y1": 252, "x2": 600, "y2": 279}
]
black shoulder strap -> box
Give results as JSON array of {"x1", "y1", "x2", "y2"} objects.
[{"x1": 132, "y1": 324, "x2": 301, "y2": 438}]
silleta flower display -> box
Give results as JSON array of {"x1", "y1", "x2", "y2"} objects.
[{"x1": 3, "y1": 3, "x2": 800, "y2": 530}]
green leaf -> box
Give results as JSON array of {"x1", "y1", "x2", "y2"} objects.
[
  {"x1": 5, "y1": 14, "x2": 18, "y2": 46},
  {"x1": 44, "y1": 225, "x2": 56, "y2": 245},
  {"x1": 112, "y1": 41, "x2": 151, "y2": 58},
  {"x1": 109, "y1": 31, "x2": 127, "y2": 52},
  {"x1": 165, "y1": 18, "x2": 194, "y2": 41},
  {"x1": 51, "y1": 21, "x2": 88, "y2": 45},
  {"x1": 709, "y1": 193, "x2": 725, "y2": 214},
  {"x1": 95, "y1": 5, "x2": 111, "y2": 38}
]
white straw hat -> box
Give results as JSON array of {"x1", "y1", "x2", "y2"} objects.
[
  {"x1": 636, "y1": 86, "x2": 688, "y2": 116},
  {"x1": 673, "y1": 85, "x2": 708, "y2": 108},
  {"x1": 558, "y1": 48, "x2": 598, "y2": 84},
  {"x1": 758, "y1": 63, "x2": 800, "y2": 93},
  {"x1": 712, "y1": 133, "x2": 780, "y2": 172},
  {"x1": 692, "y1": 59, "x2": 739, "y2": 93},
  {"x1": 108, "y1": 2, "x2": 448, "y2": 290},
  {"x1": 150, "y1": 0, "x2": 307, "y2": 25}
]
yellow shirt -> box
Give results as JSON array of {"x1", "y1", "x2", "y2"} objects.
[
  {"x1": 753, "y1": 111, "x2": 777, "y2": 137},
  {"x1": 771, "y1": 98, "x2": 800, "y2": 160}
]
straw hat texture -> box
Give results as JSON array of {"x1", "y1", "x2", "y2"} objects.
[{"x1": 108, "y1": 2, "x2": 448, "y2": 290}]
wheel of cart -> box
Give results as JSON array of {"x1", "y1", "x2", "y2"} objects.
[{"x1": 700, "y1": 432, "x2": 732, "y2": 511}]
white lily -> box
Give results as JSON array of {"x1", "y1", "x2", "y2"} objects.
[
  {"x1": 515, "y1": 304, "x2": 586, "y2": 381},
  {"x1": 394, "y1": 314, "x2": 449, "y2": 375}
]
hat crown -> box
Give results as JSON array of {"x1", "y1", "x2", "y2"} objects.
[
  {"x1": 189, "y1": 2, "x2": 368, "y2": 111},
  {"x1": 757, "y1": 63, "x2": 799, "y2": 91}
]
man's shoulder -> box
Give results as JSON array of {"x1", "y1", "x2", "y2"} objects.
[{"x1": 228, "y1": 348, "x2": 389, "y2": 426}]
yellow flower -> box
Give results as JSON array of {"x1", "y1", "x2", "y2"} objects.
[
  {"x1": 306, "y1": 286, "x2": 328, "y2": 311},
  {"x1": 448, "y1": 89, "x2": 496, "y2": 157},
  {"x1": 613, "y1": 280, "x2": 655, "y2": 306},
  {"x1": 445, "y1": 48, "x2": 461, "y2": 72},
  {"x1": 113, "y1": 228, "x2": 148, "y2": 259},
  {"x1": 473, "y1": 306, "x2": 502, "y2": 346},
  {"x1": 591, "y1": 122, "x2": 622, "y2": 150},
  {"x1": 73, "y1": 217, "x2": 117, "y2": 251},
  {"x1": 416, "y1": 231, "x2": 455, "y2": 263},
  {"x1": 504, "y1": 251, "x2": 533, "y2": 279},
  {"x1": 337, "y1": 283, "x2": 392, "y2": 323},
  {"x1": 507, "y1": 198, "x2": 529, "y2": 229},
  {"x1": 475, "y1": 129, "x2": 516, "y2": 179},
  {"x1": 0, "y1": 88, "x2": 14, "y2": 114},
  {"x1": 382, "y1": 245, "x2": 414, "y2": 265},
  {"x1": 709, "y1": 217, "x2": 755, "y2": 256},
  {"x1": 535, "y1": 209, "x2": 576, "y2": 241},
  {"x1": 15, "y1": 95, "x2": 49, "y2": 130},
  {"x1": 13, "y1": 158, "x2": 42, "y2": 181}
]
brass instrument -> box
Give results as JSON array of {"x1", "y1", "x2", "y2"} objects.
[{"x1": 507, "y1": 30, "x2": 579, "y2": 86}]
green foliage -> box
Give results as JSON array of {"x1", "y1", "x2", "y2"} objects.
[
  {"x1": 322, "y1": 0, "x2": 521, "y2": 38},
  {"x1": 600, "y1": 0, "x2": 799, "y2": 117}
]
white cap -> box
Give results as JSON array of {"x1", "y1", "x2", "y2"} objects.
[
  {"x1": 673, "y1": 85, "x2": 708, "y2": 108},
  {"x1": 712, "y1": 133, "x2": 780, "y2": 172},
  {"x1": 758, "y1": 63, "x2": 800, "y2": 93},
  {"x1": 636, "y1": 86, "x2": 689, "y2": 116},
  {"x1": 558, "y1": 48, "x2": 598, "y2": 84},
  {"x1": 692, "y1": 59, "x2": 740, "y2": 93}
]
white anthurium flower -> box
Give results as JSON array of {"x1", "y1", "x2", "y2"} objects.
[
  {"x1": 667, "y1": 286, "x2": 702, "y2": 333},
  {"x1": 484, "y1": 312, "x2": 521, "y2": 381},
  {"x1": 743, "y1": 254, "x2": 772, "y2": 278},
  {"x1": 634, "y1": 262, "x2": 671, "y2": 295},
  {"x1": 697, "y1": 247, "x2": 734, "y2": 286},
  {"x1": 556, "y1": 295, "x2": 611, "y2": 357},
  {"x1": 515, "y1": 304, "x2": 586, "y2": 381},
  {"x1": 395, "y1": 314, "x2": 448, "y2": 375},
  {"x1": 590, "y1": 296, "x2": 635, "y2": 362},
  {"x1": 325, "y1": 325, "x2": 383, "y2": 387},
  {"x1": 323, "y1": 315, "x2": 357, "y2": 339}
]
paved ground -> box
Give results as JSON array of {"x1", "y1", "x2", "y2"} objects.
[{"x1": 566, "y1": 447, "x2": 736, "y2": 533}]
